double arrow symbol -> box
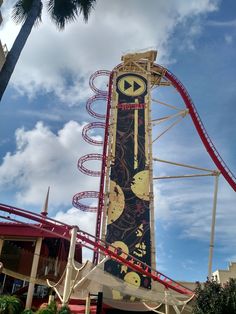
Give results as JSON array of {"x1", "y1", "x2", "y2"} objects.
[
  {"x1": 118, "y1": 75, "x2": 146, "y2": 96},
  {"x1": 124, "y1": 80, "x2": 142, "y2": 92}
]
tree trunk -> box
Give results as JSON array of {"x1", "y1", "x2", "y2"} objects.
[{"x1": 0, "y1": 0, "x2": 42, "y2": 102}]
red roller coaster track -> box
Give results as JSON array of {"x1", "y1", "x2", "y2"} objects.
[
  {"x1": 82, "y1": 122, "x2": 105, "y2": 146},
  {"x1": 74, "y1": 65, "x2": 236, "y2": 265},
  {"x1": 77, "y1": 153, "x2": 102, "y2": 177},
  {"x1": 0, "y1": 203, "x2": 193, "y2": 296},
  {"x1": 72, "y1": 191, "x2": 99, "y2": 212},
  {"x1": 164, "y1": 68, "x2": 236, "y2": 192},
  {"x1": 86, "y1": 95, "x2": 107, "y2": 120},
  {"x1": 1, "y1": 62, "x2": 234, "y2": 302},
  {"x1": 89, "y1": 70, "x2": 111, "y2": 95}
]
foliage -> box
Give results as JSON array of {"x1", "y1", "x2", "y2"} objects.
[
  {"x1": 193, "y1": 278, "x2": 236, "y2": 314},
  {"x1": 46, "y1": 301, "x2": 57, "y2": 314},
  {"x1": 35, "y1": 301, "x2": 57, "y2": 314},
  {"x1": 21, "y1": 310, "x2": 35, "y2": 314},
  {"x1": 0, "y1": 295, "x2": 23, "y2": 314},
  {"x1": 0, "y1": 0, "x2": 96, "y2": 102},
  {"x1": 12, "y1": 0, "x2": 42, "y2": 24},
  {"x1": 222, "y1": 278, "x2": 236, "y2": 313},
  {"x1": 57, "y1": 305, "x2": 72, "y2": 314},
  {"x1": 35, "y1": 309, "x2": 54, "y2": 314}
]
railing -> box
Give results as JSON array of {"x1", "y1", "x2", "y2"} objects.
[{"x1": 0, "y1": 203, "x2": 194, "y2": 296}]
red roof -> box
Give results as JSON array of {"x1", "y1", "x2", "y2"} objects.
[{"x1": 0, "y1": 222, "x2": 63, "y2": 238}]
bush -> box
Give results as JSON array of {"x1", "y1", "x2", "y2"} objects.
[
  {"x1": 0, "y1": 295, "x2": 23, "y2": 314},
  {"x1": 222, "y1": 278, "x2": 236, "y2": 313},
  {"x1": 193, "y1": 278, "x2": 236, "y2": 314},
  {"x1": 57, "y1": 305, "x2": 72, "y2": 314},
  {"x1": 35, "y1": 301, "x2": 59, "y2": 314}
]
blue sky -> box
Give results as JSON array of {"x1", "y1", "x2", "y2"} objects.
[{"x1": 0, "y1": 0, "x2": 236, "y2": 283}]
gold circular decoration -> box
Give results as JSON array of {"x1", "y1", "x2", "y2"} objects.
[
  {"x1": 131, "y1": 170, "x2": 150, "y2": 201},
  {"x1": 124, "y1": 271, "x2": 141, "y2": 288},
  {"x1": 117, "y1": 75, "x2": 146, "y2": 97},
  {"x1": 109, "y1": 241, "x2": 129, "y2": 259},
  {"x1": 107, "y1": 180, "x2": 125, "y2": 224}
]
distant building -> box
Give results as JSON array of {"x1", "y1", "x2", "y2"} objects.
[
  {"x1": 0, "y1": 0, "x2": 8, "y2": 70},
  {"x1": 212, "y1": 262, "x2": 236, "y2": 284}
]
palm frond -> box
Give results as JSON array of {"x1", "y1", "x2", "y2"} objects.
[
  {"x1": 12, "y1": 0, "x2": 42, "y2": 25},
  {"x1": 75, "y1": 0, "x2": 96, "y2": 22},
  {"x1": 47, "y1": 0, "x2": 78, "y2": 30}
]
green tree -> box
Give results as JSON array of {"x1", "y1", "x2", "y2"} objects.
[
  {"x1": 222, "y1": 278, "x2": 236, "y2": 313},
  {"x1": 0, "y1": 0, "x2": 96, "y2": 101},
  {"x1": 193, "y1": 278, "x2": 236, "y2": 314},
  {"x1": 193, "y1": 279, "x2": 223, "y2": 314},
  {"x1": 0, "y1": 295, "x2": 23, "y2": 314}
]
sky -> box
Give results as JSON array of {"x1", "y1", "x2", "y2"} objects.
[{"x1": 0, "y1": 0, "x2": 236, "y2": 283}]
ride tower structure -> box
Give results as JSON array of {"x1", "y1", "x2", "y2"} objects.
[
  {"x1": 73, "y1": 48, "x2": 236, "y2": 276},
  {"x1": 101, "y1": 51, "x2": 160, "y2": 290},
  {"x1": 1, "y1": 50, "x2": 236, "y2": 312},
  {"x1": 70, "y1": 49, "x2": 236, "y2": 310}
]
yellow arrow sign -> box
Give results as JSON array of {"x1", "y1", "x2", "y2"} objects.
[{"x1": 117, "y1": 75, "x2": 146, "y2": 96}]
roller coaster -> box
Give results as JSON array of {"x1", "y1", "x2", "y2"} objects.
[{"x1": 0, "y1": 50, "x2": 235, "y2": 313}]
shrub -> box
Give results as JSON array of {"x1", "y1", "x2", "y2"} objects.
[
  {"x1": 57, "y1": 306, "x2": 72, "y2": 314},
  {"x1": 193, "y1": 278, "x2": 236, "y2": 314},
  {"x1": 0, "y1": 295, "x2": 23, "y2": 314}
]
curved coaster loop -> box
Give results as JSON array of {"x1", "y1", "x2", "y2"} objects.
[
  {"x1": 82, "y1": 122, "x2": 105, "y2": 146},
  {"x1": 86, "y1": 94, "x2": 107, "y2": 120},
  {"x1": 78, "y1": 153, "x2": 102, "y2": 177},
  {"x1": 72, "y1": 191, "x2": 99, "y2": 212},
  {"x1": 89, "y1": 70, "x2": 111, "y2": 95}
]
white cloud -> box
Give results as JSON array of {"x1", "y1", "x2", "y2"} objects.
[
  {"x1": 53, "y1": 207, "x2": 96, "y2": 235},
  {"x1": 207, "y1": 19, "x2": 236, "y2": 27},
  {"x1": 151, "y1": 110, "x2": 236, "y2": 251},
  {"x1": 224, "y1": 34, "x2": 233, "y2": 44},
  {"x1": 154, "y1": 172, "x2": 236, "y2": 254},
  {"x1": 0, "y1": 120, "x2": 101, "y2": 212},
  {"x1": 53, "y1": 207, "x2": 97, "y2": 261},
  {"x1": 1, "y1": 0, "x2": 219, "y2": 104}
]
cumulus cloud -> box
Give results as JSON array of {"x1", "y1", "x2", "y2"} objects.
[
  {"x1": 0, "y1": 120, "x2": 101, "y2": 212},
  {"x1": 224, "y1": 34, "x2": 233, "y2": 44},
  {"x1": 207, "y1": 19, "x2": 236, "y2": 27},
  {"x1": 154, "y1": 169, "x2": 236, "y2": 255},
  {"x1": 53, "y1": 207, "x2": 96, "y2": 234},
  {"x1": 1, "y1": 0, "x2": 219, "y2": 104}
]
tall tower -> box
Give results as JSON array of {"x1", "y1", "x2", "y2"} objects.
[{"x1": 101, "y1": 51, "x2": 165, "y2": 289}]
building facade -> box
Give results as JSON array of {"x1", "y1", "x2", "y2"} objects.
[{"x1": 0, "y1": 0, "x2": 7, "y2": 70}]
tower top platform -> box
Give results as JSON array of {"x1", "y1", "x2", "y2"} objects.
[{"x1": 121, "y1": 50, "x2": 157, "y2": 63}]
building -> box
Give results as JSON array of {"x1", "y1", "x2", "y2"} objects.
[
  {"x1": 0, "y1": 0, "x2": 8, "y2": 70},
  {"x1": 0, "y1": 221, "x2": 82, "y2": 311},
  {"x1": 0, "y1": 0, "x2": 3, "y2": 25},
  {"x1": 212, "y1": 262, "x2": 236, "y2": 284}
]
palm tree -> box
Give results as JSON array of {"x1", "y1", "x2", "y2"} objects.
[{"x1": 0, "y1": 0, "x2": 96, "y2": 102}]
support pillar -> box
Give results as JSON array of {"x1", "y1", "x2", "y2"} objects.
[
  {"x1": 208, "y1": 173, "x2": 219, "y2": 278},
  {"x1": 0, "y1": 238, "x2": 4, "y2": 255},
  {"x1": 85, "y1": 293, "x2": 91, "y2": 314},
  {"x1": 25, "y1": 237, "x2": 43, "y2": 309},
  {"x1": 164, "y1": 289, "x2": 170, "y2": 314},
  {"x1": 62, "y1": 226, "x2": 78, "y2": 306}
]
